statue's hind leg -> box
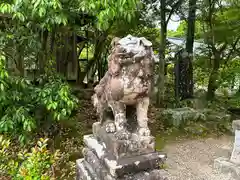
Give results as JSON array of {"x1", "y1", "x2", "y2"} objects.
[
  {"x1": 136, "y1": 97, "x2": 151, "y2": 136},
  {"x1": 109, "y1": 101, "x2": 131, "y2": 139}
]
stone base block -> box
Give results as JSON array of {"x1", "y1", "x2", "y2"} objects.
[
  {"x1": 214, "y1": 157, "x2": 240, "y2": 179},
  {"x1": 77, "y1": 133, "x2": 168, "y2": 180},
  {"x1": 92, "y1": 122, "x2": 155, "y2": 159},
  {"x1": 82, "y1": 147, "x2": 166, "y2": 178},
  {"x1": 232, "y1": 120, "x2": 240, "y2": 133},
  {"x1": 76, "y1": 158, "x2": 169, "y2": 180},
  {"x1": 76, "y1": 159, "x2": 94, "y2": 180}
]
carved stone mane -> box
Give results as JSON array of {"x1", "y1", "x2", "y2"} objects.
[{"x1": 92, "y1": 35, "x2": 155, "y2": 140}]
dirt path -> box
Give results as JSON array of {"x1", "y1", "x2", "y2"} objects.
[{"x1": 163, "y1": 135, "x2": 235, "y2": 180}]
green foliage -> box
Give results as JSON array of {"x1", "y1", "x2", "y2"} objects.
[
  {"x1": 159, "y1": 107, "x2": 206, "y2": 128},
  {"x1": 129, "y1": 25, "x2": 160, "y2": 51},
  {"x1": 80, "y1": 0, "x2": 141, "y2": 30},
  {"x1": 36, "y1": 74, "x2": 79, "y2": 121},
  {"x1": 0, "y1": 135, "x2": 11, "y2": 175},
  {"x1": 228, "y1": 92, "x2": 240, "y2": 108},
  {"x1": 0, "y1": 0, "x2": 141, "y2": 32},
  {"x1": 0, "y1": 136, "x2": 60, "y2": 179},
  {"x1": 158, "y1": 107, "x2": 232, "y2": 136},
  {"x1": 193, "y1": 55, "x2": 240, "y2": 91},
  {"x1": 0, "y1": 56, "x2": 78, "y2": 143},
  {"x1": 167, "y1": 20, "x2": 202, "y2": 39},
  {"x1": 193, "y1": 55, "x2": 211, "y2": 87},
  {"x1": 0, "y1": 0, "x2": 68, "y2": 30},
  {"x1": 219, "y1": 59, "x2": 240, "y2": 88},
  {"x1": 168, "y1": 21, "x2": 186, "y2": 38}
]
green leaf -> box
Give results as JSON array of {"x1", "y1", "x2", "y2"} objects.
[
  {"x1": 127, "y1": 13, "x2": 131, "y2": 22},
  {"x1": 62, "y1": 109, "x2": 66, "y2": 116},
  {"x1": 0, "y1": 3, "x2": 12, "y2": 14},
  {"x1": 57, "y1": 114, "x2": 61, "y2": 120},
  {"x1": 39, "y1": 7, "x2": 46, "y2": 17},
  {"x1": 33, "y1": 0, "x2": 42, "y2": 9},
  {"x1": 47, "y1": 104, "x2": 52, "y2": 110},
  {"x1": 52, "y1": 102, "x2": 57, "y2": 109},
  {"x1": 0, "y1": 83, "x2": 4, "y2": 91},
  {"x1": 13, "y1": 12, "x2": 25, "y2": 22},
  {"x1": 37, "y1": 141, "x2": 42, "y2": 147},
  {"x1": 121, "y1": 0, "x2": 127, "y2": 6}
]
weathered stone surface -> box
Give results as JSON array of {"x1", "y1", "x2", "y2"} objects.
[
  {"x1": 214, "y1": 157, "x2": 240, "y2": 179},
  {"x1": 82, "y1": 146, "x2": 166, "y2": 178},
  {"x1": 230, "y1": 129, "x2": 240, "y2": 164},
  {"x1": 232, "y1": 120, "x2": 240, "y2": 133},
  {"x1": 76, "y1": 36, "x2": 168, "y2": 180},
  {"x1": 92, "y1": 35, "x2": 155, "y2": 140},
  {"x1": 118, "y1": 169, "x2": 169, "y2": 180},
  {"x1": 77, "y1": 158, "x2": 114, "y2": 180},
  {"x1": 82, "y1": 148, "x2": 112, "y2": 179},
  {"x1": 76, "y1": 158, "x2": 168, "y2": 180},
  {"x1": 92, "y1": 123, "x2": 155, "y2": 159},
  {"x1": 104, "y1": 151, "x2": 166, "y2": 178},
  {"x1": 76, "y1": 159, "x2": 94, "y2": 180},
  {"x1": 83, "y1": 134, "x2": 106, "y2": 159}
]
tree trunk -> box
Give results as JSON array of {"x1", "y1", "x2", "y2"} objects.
[
  {"x1": 56, "y1": 33, "x2": 69, "y2": 77},
  {"x1": 39, "y1": 30, "x2": 48, "y2": 74},
  {"x1": 63, "y1": 33, "x2": 69, "y2": 77},
  {"x1": 207, "y1": 52, "x2": 220, "y2": 100},
  {"x1": 16, "y1": 45, "x2": 24, "y2": 76},
  {"x1": 156, "y1": 0, "x2": 167, "y2": 107},
  {"x1": 76, "y1": 43, "x2": 85, "y2": 84},
  {"x1": 185, "y1": 0, "x2": 197, "y2": 98},
  {"x1": 88, "y1": 32, "x2": 108, "y2": 82},
  {"x1": 56, "y1": 34, "x2": 64, "y2": 75},
  {"x1": 95, "y1": 36, "x2": 107, "y2": 81},
  {"x1": 72, "y1": 32, "x2": 77, "y2": 73}
]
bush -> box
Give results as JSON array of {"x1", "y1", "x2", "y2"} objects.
[
  {"x1": 0, "y1": 136, "x2": 60, "y2": 179},
  {"x1": 228, "y1": 92, "x2": 240, "y2": 108},
  {"x1": 157, "y1": 108, "x2": 232, "y2": 135},
  {"x1": 0, "y1": 55, "x2": 79, "y2": 143}
]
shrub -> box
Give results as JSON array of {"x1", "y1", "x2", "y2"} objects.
[
  {"x1": 0, "y1": 55, "x2": 78, "y2": 143},
  {"x1": 0, "y1": 136, "x2": 60, "y2": 179}
]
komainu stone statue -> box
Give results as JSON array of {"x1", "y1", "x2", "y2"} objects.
[
  {"x1": 76, "y1": 35, "x2": 168, "y2": 180},
  {"x1": 92, "y1": 35, "x2": 154, "y2": 139}
]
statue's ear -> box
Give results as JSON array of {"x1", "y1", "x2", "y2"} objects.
[
  {"x1": 139, "y1": 37, "x2": 152, "y2": 47},
  {"x1": 111, "y1": 37, "x2": 120, "y2": 47}
]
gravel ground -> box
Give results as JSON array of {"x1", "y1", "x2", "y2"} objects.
[{"x1": 163, "y1": 135, "x2": 235, "y2": 180}]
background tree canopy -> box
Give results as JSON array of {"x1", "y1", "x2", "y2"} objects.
[{"x1": 1, "y1": 0, "x2": 240, "y2": 179}]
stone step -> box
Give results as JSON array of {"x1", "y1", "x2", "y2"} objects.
[
  {"x1": 118, "y1": 169, "x2": 169, "y2": 180},
  {"x1": 214, "y1": 157, "x2": 240, "y2": 180},
  {"x1": 76, "y1": 158, "x2": 114, "y2": 180},
  {"x1": 82, "y1": 148, "x2": 112, "y2": 179},
  {"x1": 82, "y1": 147, "x2": 167, "y2": 178},
  {"x1": 76, "y1": 159, "x2": 94, "y2": 180},
  {"x1": 83, "y1": 160, "x2": 101, "y2": 180}
]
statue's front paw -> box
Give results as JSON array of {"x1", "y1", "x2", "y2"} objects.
[
  {"x1": 114, "y1": 129, "x2": 131, "y2": 140},
  {"x1": 138, "y1": 127, "x2": 151, "y2": 136},
  {"x1": 105, "y1": 122, "x2": 116, "y2": 133},
  {"x1": 128, "y1": 141, "x2": 139, "y2": 152}
]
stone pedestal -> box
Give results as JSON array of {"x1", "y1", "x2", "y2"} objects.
[
  {"x1": 76, "y1": 123, "x2": 168, "y2": 180},
  {"x1": 214, "y1": 120, "x2": 240, "y2": 179}
]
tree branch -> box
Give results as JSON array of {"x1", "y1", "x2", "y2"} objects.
[
  {"x1": 219, "y1": 43, "x2": 227, "y2": 53},
  {"x1": 166, "y1": 0, "x2": 185, "y2": 24},
  {"x1": 227, "y1": 37, "x2": 240, "y2": 60}
]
